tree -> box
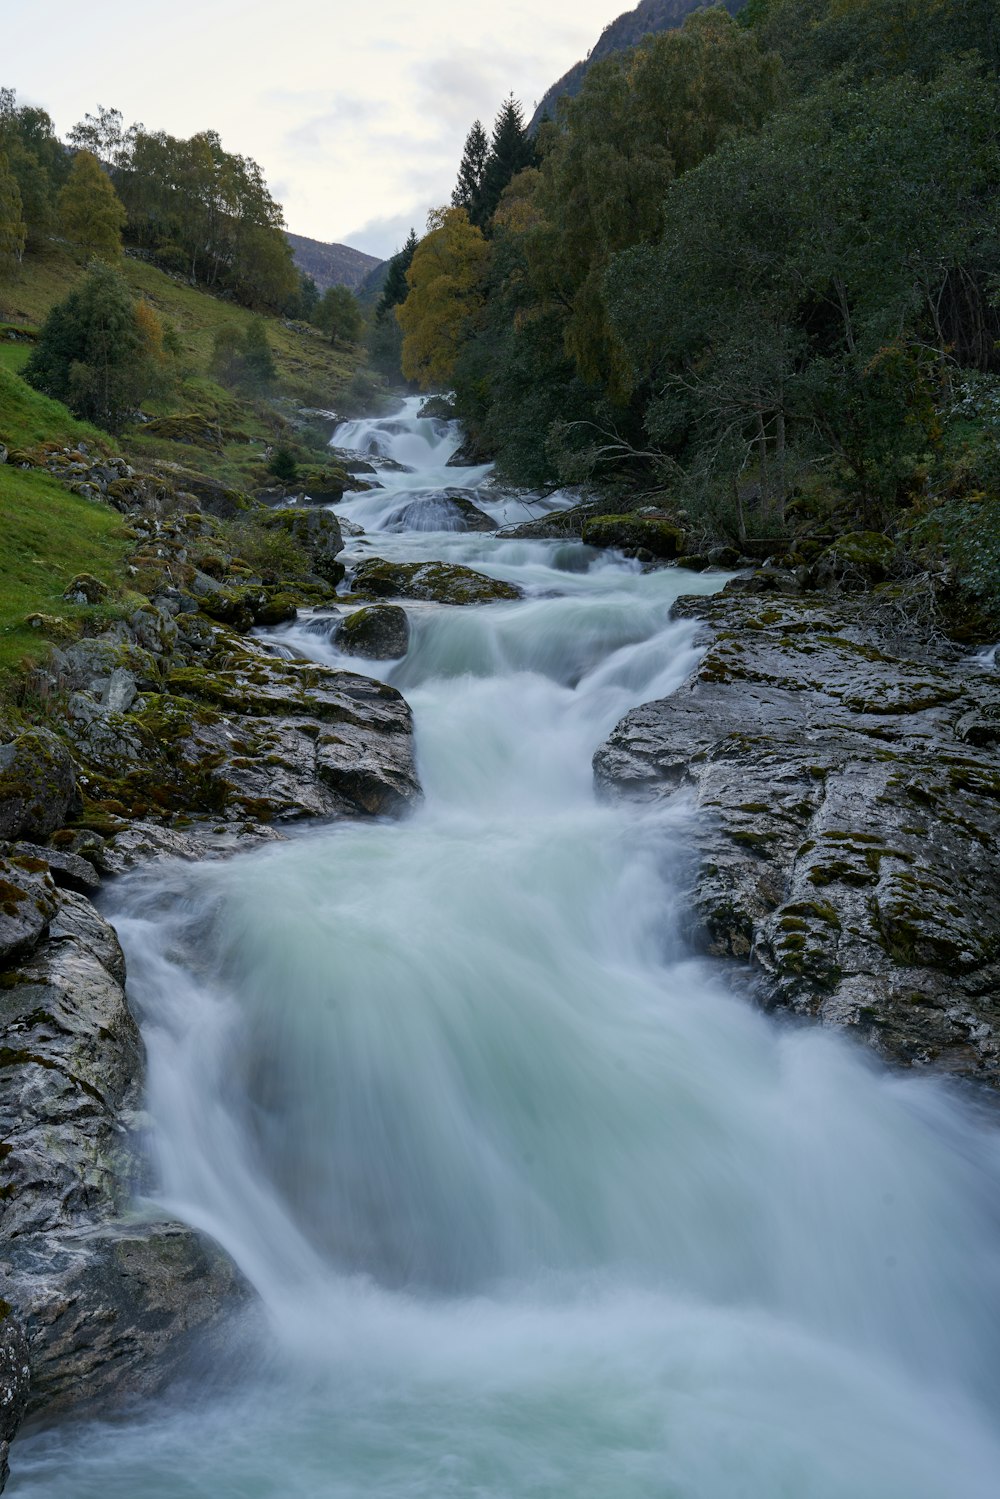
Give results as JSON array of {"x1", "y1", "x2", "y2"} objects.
[
  {"x1": 316, "y1": 284, "x2": 364, "y2": 346},
  {"x1": 397, "y1": 207, "x2": 489, "y2": 387},
  {"x1": 0, "y1": 152, "x2": 26, "y2": 282},
  {"x1": 24, "y1": 264, "x2": 159, "y2": 430},
  {"x1": 58, "y1": 150, "x2": 125, "y2": 258},
  {"x1": 452, "y1": 120, "x2": 489, "y2": 224},
  {"x1": 376, "y1": 229, "x2": 418, "y2": 318},
  {"x1": 478, "y1": 97, "x2": 536, "y2": 227},
  {"x1": 243, "y1": 317, "x2": 276, "y2": 388}
]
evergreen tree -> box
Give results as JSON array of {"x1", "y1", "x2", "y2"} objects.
[
  {"x1": 478, "y1": 97, "x2": 536, "y2": 228},
  {"x1": 452, "y1": 120, "x2": 489, "y2": 224},
  {"x1": 376, "y1": 229, "x2": 418, "y2": 319},
  {"x1": 58, "y1": 149, "x2": 125, "y2": 258},
  {"x1": 0, "y1": 151, "x2": 26, "y2": 281}
]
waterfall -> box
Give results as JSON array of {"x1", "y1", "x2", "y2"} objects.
[{"x1": 14, "y1": 405, "x2": 1000, "y2": 1499}]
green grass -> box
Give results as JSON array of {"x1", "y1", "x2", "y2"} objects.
[
  {"x1": 0, "y1": 341, "x2": 32, "y2": 375},
  {"x1": 0, "y1": 466, "x2": 131, "y2": 674},
  {"x1": 0, "y1": 364, "x2": 109, "y2": 452}
]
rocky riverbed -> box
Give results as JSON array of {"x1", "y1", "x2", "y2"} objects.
[{"x1": 595, "y1": 577, "x2": 1000, "y2": 1087}]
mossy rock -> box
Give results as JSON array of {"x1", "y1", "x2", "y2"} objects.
[
  {"x1": 813, "y1": 531, "x2": 895, "y2": 587},
  {"x1": 140, "y1": 414, "x2": 225, "y2": 449},
  {"x1": 581, "y1": 514, "x2": 684, "y2": 559},
  {"x1": 352, "y1": 558, "x2": 521, "y2": 605},
  {"x1": 199, "y1": 585, "x2": 270, "y2": 631},
  {"x1": 255, "y1": 593, "x2": 299, "y2": 626},
  {"x1": 63, "y1": 573, "x2": 109, "y2": 604},
  {"x1": 336, "y1": 604, "x2": 409, "y2": 659},
  {"x1": 0, "y1": 727, "x2": 82, "y2": 841}
]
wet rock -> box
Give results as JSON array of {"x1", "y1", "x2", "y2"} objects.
[
  {"x1": 0, "y1": 854, "x2": 59, "y2": 964},
  {"x1": 255, "y1": 593, "x2": 299, "y2": 626},
  {"x1": 581, "y1": 513, "x2": 684, "y2": 559},
  {"x1": 0, "y1": 890, "x2": 251, "y2": 1447},
  {"x1": 336, "y1": 605, "x2": 410, "y2": 660},
  {"x1": 0, "y1": 729, "x2": 81, "y2": 842},
  {"x1": 353, "y1": 558, "x2": 521, "y2": 605},
  {"x1": 262, "y1": 508, "x2": 344, "y2": 585},
  {"x1": 6, "y1": 842, "x2": 101, "y2": 897},
  {"x1": 388, "y1": 493, "x2": 495, "y2": 533},
  {"x1": 594, "y1": 588, "x2": 1000, "y2": 1086},
  {"x1": 0, "y1": 1310, "x2": 30, "y2": 1493}
]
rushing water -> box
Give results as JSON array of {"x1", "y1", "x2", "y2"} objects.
[{"x1": 13, "y1": 400, "x2": 1000, "y2": 1497}]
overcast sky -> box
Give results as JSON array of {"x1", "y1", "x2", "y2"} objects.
[{"x1": 6, "y1": 0, "x2": 627, "y2": 260}]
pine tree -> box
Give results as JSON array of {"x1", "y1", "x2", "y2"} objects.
[
  {"x1": 0, "y1": 151, "x2": 26, "y2": 281},
  {"x1": 58, "y1": 149, "x2": 125, "y2": 258},
  {"x1": 479, "y1": 98, "x2": 537, "y2": 228},
  {"x1": 376, "y1": 229, "x2": 418, "y2": 319},
  {"x1": 452, "y1": 120, "x2": 489, "y2": 224}
]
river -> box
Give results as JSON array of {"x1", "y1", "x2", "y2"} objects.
[{"x1": 12, "y1": 397, "x2": 1000, "y2": 1496}]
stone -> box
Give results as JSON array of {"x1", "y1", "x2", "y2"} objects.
[
  {"x1": 0, "y1": 854, "x2": 59, "y2": 965},
  {"x1": 7, "y1": 842, "x2": 101, "y2": 897},
  {"x1": 336, "y1": 605, "x2": 410, "y2": 660},
  {"x1": 0, "y1": 1310, "x2": 30, "y2": 1493},
  {"x1": 387, "y1": 493, "x2": 495, "y2": 533},
  {"x1": 353, "y1": 558, "x2": 521, "y2": 605},
  {"x1": 0, "y1": 729, "x2": 81, "y2": 843},
  {"x1": 262, "y1": 508, "x2": 344, "y2": 585},
  {"x1": 594, "y1": 587, "x2": 1000, "y2": 1086},
  {"x1": 581, "y1": 513, "x2": 684, "y2": 559},
  {"x1": 0, "y1": 891, "x2": 252, "y2": 1450},
  {"x1": 62, "y1": 573, "x2": 109, "y2": 605}
]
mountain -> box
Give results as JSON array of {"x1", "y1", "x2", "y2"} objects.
[
  {"x1": 286, "y1": 232, "x2": 383, "y2": 292},
  {"x1": 529, "y1": 0, "x2": 747, "y2": 130}
]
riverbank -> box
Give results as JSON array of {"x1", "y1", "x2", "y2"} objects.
[{"x1": 3, "y1": 398, "x2": 1000, "y2": 1495}]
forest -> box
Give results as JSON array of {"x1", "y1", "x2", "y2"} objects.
[{"x1": 395, "y1": 0, "x2": 1000, "y2": 630}]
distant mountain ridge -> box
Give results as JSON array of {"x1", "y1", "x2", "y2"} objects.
[
  {"x1": 286, "y1": 231, "x2": 382, "y2": 292},
  {"x1": 530, "y1": 0, "x2": 747, "y2": 130}
]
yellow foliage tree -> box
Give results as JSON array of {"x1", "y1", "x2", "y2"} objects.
[
  {"x1": 397, "y1": 207, "x2": 489, "y2": 388},
  {"x1": 58, "y1": 149, "x2": 126, "y2": 258}
]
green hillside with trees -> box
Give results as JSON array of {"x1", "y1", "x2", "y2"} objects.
[
  {"x1": 0, "y1": 86, "x2": 376, "y2": 680},
  {"x1": 396, "y1": 0, "x2": 1000, "y2": 637}
]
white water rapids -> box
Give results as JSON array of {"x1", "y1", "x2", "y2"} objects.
[{"x1": 13, "y1": 398, "x2": 1000, "y2": 1496}]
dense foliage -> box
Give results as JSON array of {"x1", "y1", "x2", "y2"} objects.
[
  {"x1": 24, "y1": 263, "x2": 169, "y2": 431},
  {"x1": 395, "y1": 0, "x2": 1000, "y2": 624},
  {"x1": 0, "y1": 90, "x2": 302, "y2": 314}
]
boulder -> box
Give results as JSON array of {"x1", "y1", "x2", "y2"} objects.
[
  {"x1": 353, "y1": 558, "x2": 521, "y2": 605},
  {"x1": 0, "y1": 729, "x2": 81, "y2": 842},
  {"x1": 1, "y1": 891, "x2": 252, "y2": 1448},
  {"x1": 6, "y1": 842, "x2": 101, "y2": 897},
  {"x1": 0, "y1": 854, "x2": 59, "y2": 965},
  {"x1": 62, "y1": 574, "x2": 109, "y2": 605},
  {"x1": 581, "y1": 513, "x2": 684, "y2": 559},
  {"x1": 388, "y1": 493, "x2": 495, "y2": 533},
  {"x1": 262, "y1": 508, "x2": 345, "y2": 585},
  {"x1": 336, "y1": 605, "x2": 410, "y2": 660},
  {"x1": 594, "y1": 587, "x2": 1000, "y2": 1086}
]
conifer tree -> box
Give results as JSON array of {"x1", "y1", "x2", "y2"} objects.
[
  {"x1": 376, "y1": 229, "x2": 418, "y2": 319},
  {"x1": 58, "y1": 149, "x2": 125, "y2": 258},
  {"x1": 0, "y1": 152, "x2": 26, "y2": 281},
  {"x1": 479, "y1": 98, "x2": 536, "y2": 228},
  {"x1": 452, "y1": 120, "x2": 489, "y2": 225}
]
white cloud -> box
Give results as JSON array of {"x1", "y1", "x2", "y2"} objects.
[{"x1": 4, "y1": 0, "x2": 623, "y2": 252}]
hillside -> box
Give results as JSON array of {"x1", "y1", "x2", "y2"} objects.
[
  {"x1": 0, "y1": 244, "x2": 372, "y2": 675},
  {"x1": 529, "y1": 0, "x2": 746, "y2": 128},
  {"x1": 286, "y1": 232, "x2": 383, "y2": 292}
]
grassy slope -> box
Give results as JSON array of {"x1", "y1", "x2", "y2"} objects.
[{"x1": 0, "y1": 245, "x2": 363, "y2": 680}]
